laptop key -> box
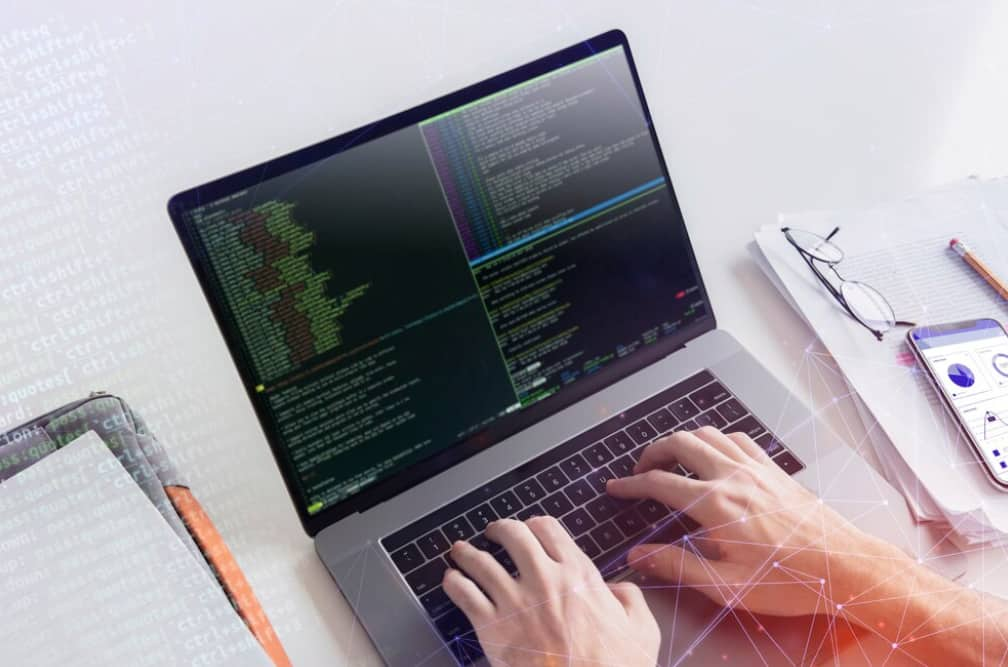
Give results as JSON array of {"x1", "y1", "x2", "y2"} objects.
[
  {"x1": 575, "y1": 534, "x2": 602, "y2": 559},
  {"x1": 448, "y1": 642, "x2": 484, "y2": 666},
  {"x1": 470, "y1": 532, "x2": 501, "y2": 554},
  {"x1": 442, "y1": 516, "x2": 475, "y2": 542},
  {"x1": 725, "y1": 415, "x2": 764, "y2": 440},
  {"x1": 668, "y1": 397, "x2": 700, "y2": 421},
  {"x1": 562, "y1": 508, "x2": 594, "y2": 536},
  {"x1": 406, "y1": 557, "x2": 449, "y2": 596},
  {"x1": 418, "y1": 530, "x2": 451, "y2": 560},
  {"x1": 772, "y1": 450, "x2": 804, "y2": 475},
  {"x1": 584, "y1": 442, "x2": 614, "y2": 466},
  {"x1": 646, "y1": 407, "x2": 675, "y2": 434},
  {"x1": 614, "y1": 507, "x2": 646, "y2": 537},
  {"x1": 755, "y1": 432, "x2": 785, "y2": 457},
  {"x1": 608, "y1": 454, "x2": 635, "y2": 478},
  {"x1": 585, "y1": 495, "x2": 620, "y2": 523},
  {"x1": 516, "y1": 503, "x2": 543, "y2": 521},
  {"x1": 493, "y1": 548, "x2": 519, "y2": 576},
  {"x1": 690, "y1": 381, "x2": 730, "y2": 410},
  {"x1": 564, "y1": 479, "x2": 593, "y2": 506},
  {"x1": 591, "y1": 521, "x2": 623, "y2": 550},
  {"x1": 560, "y1": 453, "x2": 590, "y2": 479},
  {"x1": 434, "y1": 606, "x2": 474, "y2": 641},
  {"x1": 716, "y1": 398, "x2": 747, "y2": 423},
  {"x1": 514, "y1": 478, "x2": 546, "y2": 505},
  {"x1": 603, "y1": 431, "x2": 635, "y2": 456},
  {"x1": 638, "y1": 498, "x2": 671, "y2": 523},
  {"x1": 679, "y1": 419, "x2": 699, "y2": 431},
  {"x1": 586, "y1": 467, "x2": 615, "y2": 494},
  {"x1": 420, "y1": 586, "x2": 455, "y2": 618},
  {"x1": 389, "y1": 543, "x2": 424, "y2": 574},
  {"x1": 542, "y1": 491, "x2": 574, "y2": 517},
  {"x1": 626, "y1": 419, "x2": 658, "y2": 445},
  {"x1": 536, "y1": 466, "x2": 568, "y2": 492},
  {"x1": 694, "y1": 409, "x2": 727, "y2": 429},
  {"x1": 489, "y1": 490, "x2": 522, "y2": 518},
  {"x1": 630, "y1": 445, "x2": 647, "y2": 462},
  {"x1": 465, "y1": 503, "x2": 498, "y2": 531},
  {"x1": 446, "y1": 637, "x2": 483, "y2": 666}
]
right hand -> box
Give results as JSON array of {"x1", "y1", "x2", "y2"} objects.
[
  {"x1": 606, "y1": 427, "x2": 896, "y2": 617},
  {"x1": 442, "y1": 516, "x2": 660, "y2": 667}
]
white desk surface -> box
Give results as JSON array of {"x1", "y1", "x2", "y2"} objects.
[{"x1": 3, "y1": 2, "x2": 1007, "y2": 664}]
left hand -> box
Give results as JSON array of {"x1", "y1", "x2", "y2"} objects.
[{"x1": 443, "y1": 515, "x2": 660, "y2": 667}]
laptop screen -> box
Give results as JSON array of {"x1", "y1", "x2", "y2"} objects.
[{"x1": 170, "y1": 33, "x2": 711, "y2": 532}]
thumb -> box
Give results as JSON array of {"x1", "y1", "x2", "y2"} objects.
[{"x1": 627, "y1": 542, "x2": 741, "y2": 607}]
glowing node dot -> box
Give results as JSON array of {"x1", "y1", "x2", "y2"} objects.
[
  {"x1": 836, "y1": 603, "x2": 843, "y2": 610},
  {"x1": 818, "y1": 498, "x2": 824, "y2": 504},
  {"x1": 892, "y1": 643, "x2": 898, "y2": 649},
  {"x1": 917, "y1": 557, "x2": 923, "y2": 564},
  {"x1": 819, "y1": 578, "x2": 825, "y2": 585},
  {"x1": 773, "y1": 561, "x2": 779, "y2": 568}
]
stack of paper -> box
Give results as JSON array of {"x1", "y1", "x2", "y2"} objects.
[{"x1": 754, "y1": 178, "x2": 1008, "y2": 546}]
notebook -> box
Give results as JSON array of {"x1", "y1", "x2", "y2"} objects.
[{"x1": 0, "y1": 430, "x2": 273, "y2": 667}]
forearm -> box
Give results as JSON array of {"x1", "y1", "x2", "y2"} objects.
[{"x1": 832, "y1": 537, "x2": 1008, "y2": 663}]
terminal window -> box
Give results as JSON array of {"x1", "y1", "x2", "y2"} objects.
[{"x1": 183, "y1": 46, "x2": 706, "y2": 514}]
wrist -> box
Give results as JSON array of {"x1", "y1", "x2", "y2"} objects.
[
  {"x1": 826, "y1": 532, "x2": 916, "y2": 634},
  {"x1": 825, "y1": 530, "x2": 911, "y2": 609}
]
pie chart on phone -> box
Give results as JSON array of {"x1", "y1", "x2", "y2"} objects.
[{"x1": 948, "y1": 363, "x2": 976, "y2": 388}]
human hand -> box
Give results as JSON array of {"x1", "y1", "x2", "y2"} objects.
[
  {"x1": 606, "y1": 427, "x2": 894, "y2": 617},
  {"x1": 442, "y1": 516, "x2": 660, "y2": 667}
]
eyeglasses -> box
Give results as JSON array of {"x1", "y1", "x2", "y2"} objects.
[{"x1": 781, "y1": 226, "x2": 915, "y2": 341}]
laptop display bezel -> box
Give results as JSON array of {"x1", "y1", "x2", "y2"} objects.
[{"x1": 167, "y1": 29, "x2": 716, "y2": 536}]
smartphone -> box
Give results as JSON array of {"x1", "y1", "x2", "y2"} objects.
[{"x1": 908, "y1": 318, "x2": 1008, "y2": 490}]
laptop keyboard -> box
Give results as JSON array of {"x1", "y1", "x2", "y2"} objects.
[{"x1": 380, "y1": 370, "x2": 804, "y2": 664}]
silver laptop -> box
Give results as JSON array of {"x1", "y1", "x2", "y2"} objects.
[{"x1": 169, "y1": 29, "x2": 932, "y2": 665}]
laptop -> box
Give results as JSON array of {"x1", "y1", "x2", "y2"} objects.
[{"x1": 169, "y1": 29, "x2": 933, "y2": 665}]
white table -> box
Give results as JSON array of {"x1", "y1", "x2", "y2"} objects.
[{"x1": 3, "y1": 2, "x2": 1007, "y2": 664}]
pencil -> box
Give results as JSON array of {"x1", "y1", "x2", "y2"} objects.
[{"x1": 950, "y1": 238, "x2": 1008, "y2": 302}]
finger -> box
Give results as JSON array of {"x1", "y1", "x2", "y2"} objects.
[
  {"x1": 627, "y1": 543, "x2": 740, "y2": 607},
  {"x1": 691, "y1": 426, "x2": 752, "y2": 464},
  {"x1": 606, "y1": 470, "x2": 716, "y2": 523},
  {"x1": 450, "y1": 540, "x2": 514, "y2": 602},
  {"x1": 442, "y1": 568, "x2": 495, "y2": 623},
  {"x1": 634, "y1": 431, "x2": 735, "y2": 479},
  {"x1": 608, "y1": 580, "x2": 647, "y2": 615},
  {"x1": 485, "y1": 519, "x2": 553, "y2": 580},
  {"x1": 725, "y1": 431, "x2": 772, "y2": 464},
  {"x1": 524, "y1": 515, "x2": 582, "y2": 564}
]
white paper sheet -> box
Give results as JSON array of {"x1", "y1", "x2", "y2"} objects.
[
  {"x1": 755, "y1": 178, "x2": 1008, "y2": 540},
  {"x1": 749, "y1": 239, "x2": 946, "y2": 522},
  {"x1": 0, "y1": 431, "x2": 272, "y2": 667}
]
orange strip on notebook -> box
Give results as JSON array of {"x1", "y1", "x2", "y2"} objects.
[{"x1": 166, "y1": 485, "x2": 292, "y2": 667}]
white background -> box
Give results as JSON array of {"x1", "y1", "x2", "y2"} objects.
[{"x1": 3, "y1": 2, "x2": 1007, "y2": 664}]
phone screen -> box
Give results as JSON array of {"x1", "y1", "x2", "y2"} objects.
[{"x1": 911, "y1": 319, "x2": 1008, "y2": 485}]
